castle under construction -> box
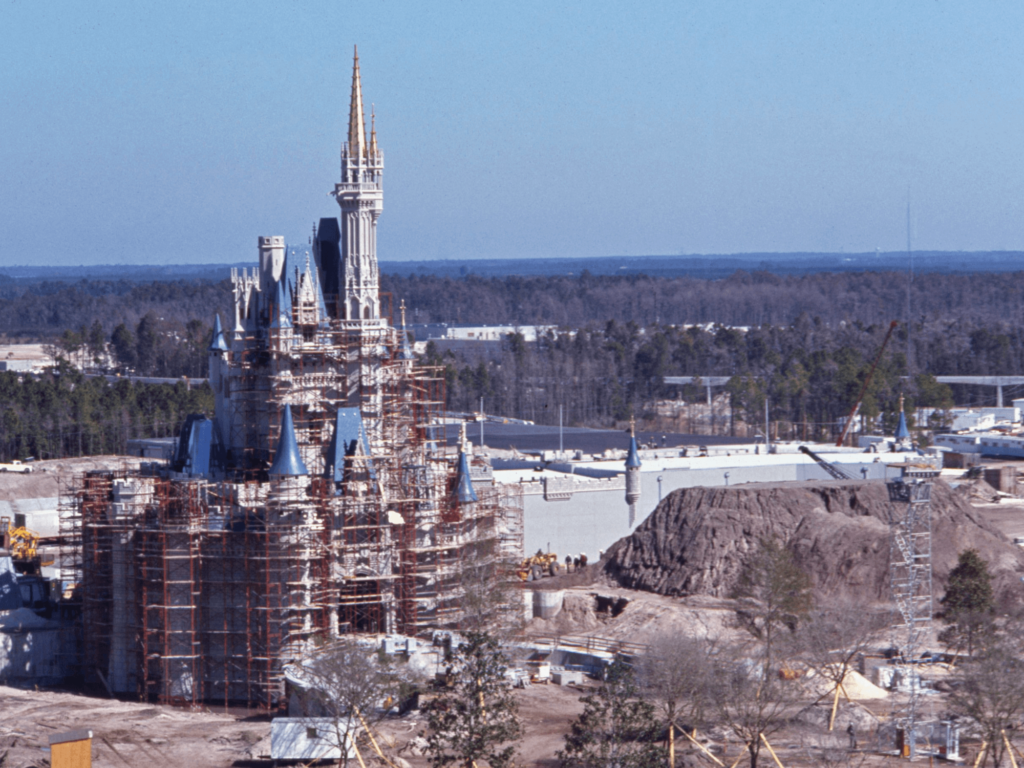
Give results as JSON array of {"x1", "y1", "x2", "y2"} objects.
[{"x1": 59, "y1": 49, "x2": 523, "y2": 709}]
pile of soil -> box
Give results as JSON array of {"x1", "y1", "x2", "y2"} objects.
[{"x1": 601, "y1": 479, "x2": 1024, "y2": 607}]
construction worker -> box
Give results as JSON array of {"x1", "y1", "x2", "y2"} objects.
[
  {"x1": 565, "y1": 554, "x2": 573, "y2": 573},
  {"x1": 847, "y1": 724, "x2": 857, "y2": 750}
]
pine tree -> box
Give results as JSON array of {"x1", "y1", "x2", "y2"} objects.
[
  {"x1": 426, "y1": 631, "x2": 520, "y2": 768},
  {"x1": 558, "y1": 658, "x2": 664, "y2": 768},
  {"x1": 940, "y1": 548, "x2": 995, "y2": 656}
]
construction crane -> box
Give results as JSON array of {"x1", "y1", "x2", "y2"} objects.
[
  {"x1": 835, "y1": 320, "x2": 899, "y2": 447},
  {"x1": 798, "y1": 445, "x2": 854, "y2": 481}
]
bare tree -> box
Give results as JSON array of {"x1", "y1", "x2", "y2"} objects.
[
  {"x1": 637, "y1": 632, "x2": 717, "y2": 768},
  {"x1": 798, "y1": 601, "x2": 886, "y2": 730},
  {"x1": 288, "y1": 637, "x2": 405, "y2": 768},
  {"x1": 949, "y1": 627, "x2": 1024, "y2": 768},
  {"x1": 457, "y1": 537, "x2": 526, "y2": 641},
  {"x1": 715, "y1": 538, "x2": 812, "y2": 768},
  {"x1": 707, "y1": 637, "x2": 806, "y2": 768}
]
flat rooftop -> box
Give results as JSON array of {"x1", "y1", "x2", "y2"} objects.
[{"x1": 442, "y1": 421, "x2": 754, "y2": 455}]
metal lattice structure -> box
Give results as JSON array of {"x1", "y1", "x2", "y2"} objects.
[{"x1": 886, "y1": 467, "x2": 938, "y2": 759}]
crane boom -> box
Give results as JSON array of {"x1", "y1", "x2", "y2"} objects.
[{"x1": 836, "y1": 320, "x2": 899, "y2": 447}]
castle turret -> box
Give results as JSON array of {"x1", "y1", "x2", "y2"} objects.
[
  {"x1": 895, "y1": 393, "x2": 911, "y2": 450},
  {"x1": 455, "y1": 448, "x2": 478, "y2": 504},
  {"x1": 269, "y1": 405, "x2": 308, "y2": 478},
  {"x1": 625, "y1": 418, "x2": 641, "y2": 526},
  {"x1": 332, "y1": 46, "x2": 384, "y2": 323}
]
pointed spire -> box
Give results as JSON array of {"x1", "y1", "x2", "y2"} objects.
[
  {"x1": 208, "y1": 313, "x2": 229, "y2": 352},
  {"x1": 348, "y1": 45, "x2": 367, "y2": 157},
  {"x1": 895, "y1": 394, "x2": 910, "y2": 440},
  {"x1": 370, "y1": 103, "x2": 378, "y2": 155},
  {"x1": 270, "y1": 278, "x2": 292, "y2": 329},
  {"x1": 399, "y1": 299, "x2": 414, "y2": 360},
  {"x1": 455, "y1": 447, "x2": 478, "y2": 504},
  {"x1": 269, "y1": 405, "x2": 308, "y2": 477},
  {"x1": 625, "y1": 416, "x2": 641, "y2": 468}
]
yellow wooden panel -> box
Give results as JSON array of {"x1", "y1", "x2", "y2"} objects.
[{"x1": 52, "y1": 738, "x2": 91, "y2": 768}]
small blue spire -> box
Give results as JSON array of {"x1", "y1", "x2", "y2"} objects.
[
  {"x1": 208, "y1": 314, "x2": 229, "y2": 352},
  {"x1": 894, "y1": 394, "x2": 910, "y2": 441},
  {"x1": 626, "y1": 419, "x2": 641, "y2": 469},
  {"x1": 455, "y1": 449, "x2": 478, "y2": 503},
  {"x1": 895, "y1": 410, "x2": 910, "y2": 440},
  {"x1": 269, "y1": 405, "x2": 308, "y2": 477}
]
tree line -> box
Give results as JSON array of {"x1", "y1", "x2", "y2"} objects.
[
  {"x1": 383, "y1": 269, "x2": 1024, "y2": 328},
  {"x1": 4, "y1": 268, "x2": 1024, "y2": 338},
  {"x1": 434, "y1": 317, "x2": 1004, "y2": 440},
  {"x1": 0, "y1": 364, "x2": 214, "y2": 461}
]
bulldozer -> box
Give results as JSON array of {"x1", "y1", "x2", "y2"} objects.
[
  {"x1": 1, "y1": 516, "x2": 48, "y2": 575},
  {"x1": 515, "y1": 551, "x2": 560, "y2": 582}
]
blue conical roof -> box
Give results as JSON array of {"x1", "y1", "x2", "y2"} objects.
[
  {"x1": 324, "y1": 407, "x2": 375, "y2": 483},
  {"x1": 895, "y1": 410, "x2": 910, "y2": 440},
  {"x1": 270, "y1": 278, "x2": 293, "y2": 329},
  {"x1": 269, "y1": 405, "x2": 308, "y2": 477},
  {"x1": 400, "y1": 326, "x2": 414, "y2": 360},
  {"x1": 208, "y1": 314, "x2": 229, "y2": 352},
  {"x1": 625, "y1": 434, "x2": 641, "y2": 468},
  {"x1": 455, "y1": 450, "x2": 478, "y2": 503}
]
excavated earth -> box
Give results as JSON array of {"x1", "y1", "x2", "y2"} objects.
[{"x1": 600, "y1": 479, "x2": 1024, "y2": 606}]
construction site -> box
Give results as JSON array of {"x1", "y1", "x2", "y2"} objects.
[
  {"x1": 7, "y1": 50, "x2": 1024, "y2": 768},
  {"x1": 41, "y1": 49, "x2": 524, "y2": 711}
]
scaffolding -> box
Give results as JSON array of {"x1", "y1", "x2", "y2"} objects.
[
  {"x1": 886, "y1": 466, "x2": 938, "y2": 760},
  {"x1": 69, "y1": 321, "x2": 522, "y2": 710}
]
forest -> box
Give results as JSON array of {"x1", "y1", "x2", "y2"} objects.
[
  {"x1": 0, "y1": 364, "x2": 213, "y2": 462},
  {"x1": 2, "y1": 268, "x2": 1024, "y2": 457}
]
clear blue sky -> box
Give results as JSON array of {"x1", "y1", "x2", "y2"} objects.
[{"x1": 3, "y1": 1, "x2": 1024, "y2": 265}]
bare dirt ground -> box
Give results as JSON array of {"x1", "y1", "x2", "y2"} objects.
[
  {"x1": 0, "y1": 680, "x2": 931, "y2": 768},
  {"x1": 0, "y1": 686, "x2": 269, "y2": 768}
]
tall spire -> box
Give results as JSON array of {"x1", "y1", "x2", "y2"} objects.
[{"x1": 348, "y1": 45, "x2": 367, "y2": 157}]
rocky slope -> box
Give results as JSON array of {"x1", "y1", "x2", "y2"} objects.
[{"x1": 601, "y1": 479, "x2": 1024, "y2": 606}]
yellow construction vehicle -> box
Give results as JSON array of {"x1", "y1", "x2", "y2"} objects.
[
  {"x1": 516, "y1": 551, "x2": 560, "y2": 581},
  {"x1": 2, "y1": 516, "x2": 49, "y2": 574}
]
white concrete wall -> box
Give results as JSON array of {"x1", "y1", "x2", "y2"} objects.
[{"x1": 520, "y1": 459, "x2": 898, "y2": 559}]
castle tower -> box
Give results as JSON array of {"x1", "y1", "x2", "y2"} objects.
[
  {"x1": 625, "y1": 418, "x2": 642, "y2": 526},
  {"x1": 332, "y1": 46, "x2": 384, "y2": 323}
]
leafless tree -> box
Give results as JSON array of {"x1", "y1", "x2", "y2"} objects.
[
  {"x1": 288, "y1": 636, "x2": 410, "y2": 768},
  {"x1": 457, "y1": 536, "x2": 526, "y2": 642},
  {"x1": 637, "y1": 632, "x2": 717, "y2": 768},
  {"x1": 949, "y1": 625, "x2": 1024, "y2": 768},
  {"x1": 707, "y1": 636, "x2": 807, "y2": 768},
  {"x1": 797, "y1": 601, "x2": 886, "y2": 730}
]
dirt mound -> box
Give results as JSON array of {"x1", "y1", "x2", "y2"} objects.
[{"x1": 602, "y1": 479, "x2": 1024, "y2": 606}]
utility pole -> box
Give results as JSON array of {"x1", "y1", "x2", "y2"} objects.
[
  {"x1": 479, "y1": 397, "x2": 484, "y2": 448},
  {"x1": 559, "y1": 405, "x2": 563, "y2": 453}
]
